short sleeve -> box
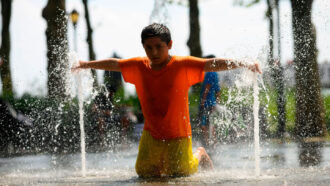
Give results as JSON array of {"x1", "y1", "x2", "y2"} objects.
[
  {"x1": 118, "y1": 57, "x2": 142, "y2": 84},
  {"x1": 184, "y1": 56, "x2": 206, "y2": 86}
]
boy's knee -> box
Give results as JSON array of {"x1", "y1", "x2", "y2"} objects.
[
  {"x1": 136, "y1": 163, "x2": 160, "y2": 177},
  {"x1": 197, "y1": 147, "x2": 206, "y2": 154}
]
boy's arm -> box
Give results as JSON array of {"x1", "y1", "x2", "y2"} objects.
[
  {"x1": 72, "y1": 58, "x2": 121, "y2": 72},
  {"x1": 204, "y1": 58, "x2": 262, "y2": 74}
]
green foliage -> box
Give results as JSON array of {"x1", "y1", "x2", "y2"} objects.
[
  {"x1": 259, "y1": 87, "x2": 297, "y2": 135},
  {"x1": 259, "y1": 86, "x2": 278, "y2": 134},
  {"x1": 285, "y1": 88, "x2": 296, "y2": 133},
  {"x1": 219, "y1": 87, "x2": 253, "y2": 107},
  {"x1": 112, "y1": 86, "x2": 141, "y2": 112},
  {"x1": 190, "y1": 84, "x2": 330, "y2": 138}
]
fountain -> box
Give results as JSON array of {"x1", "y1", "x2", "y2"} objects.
[
  {"x1": 69, "y1": 52, "x2": 96, "y2": 177},
  {"x1": 253, "y1": 73, "x2": 261, "y2": 177},
  {"x1": 0, "y1": 1, "x2": 329, "y2": 185},
  {"x1": 74, "y1": 57, "x2": 87, "y2": 177},
  {"x1": 0, "y1": 49, "x2": 329, "y2": 185}
]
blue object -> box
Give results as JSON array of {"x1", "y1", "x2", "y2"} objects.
[{"x1": 200, "y1": 72, "x2": 220, "y2": 108}]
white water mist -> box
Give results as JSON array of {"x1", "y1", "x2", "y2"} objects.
[
  {"x1": 69, "y1": 52, "x2": 94, "y2": 177},
  {"x1": 77, "y1": 72, "x2": 86, "y2": 177},
  {"x1": 253, "y1": 73, "x2": 261, "y2": 177}
]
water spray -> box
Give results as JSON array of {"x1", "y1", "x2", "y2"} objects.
[
  {"x1": 76, "y1": 72, "x2": 86, "y2": 177},
  {"x1": 253, "y1": 72, "x2": 261, "y2": 177},
  {"x1": 70, "y1": 52, "x2": 91, "y2": 177}
]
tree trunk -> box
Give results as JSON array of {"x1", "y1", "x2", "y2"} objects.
[
  {"x1": 266, "y1": 0, "x2": 275, "y2": 137},
  {"x1": 274, "y1": 64, "x2": 286, "y2": 137},
  {"x1": 0, "y1": 0, "x2": 14, "y2": 98},
  {"x1": 42, "y1": 0, "x2": 69, "y2": 100},
  {"x1": 187, "y1": 0, "x2": 202, "y2": 57},
  {"x1": 82, "y1": 0, "x2": 98, "y2": 89},
  {"x1": 290, "y1": 0, "x2": 326, "y2": 138},
  {"x1": 274, "y1": 0, "x2": 286, "y2": 137},
  {"x1": 187, "y1": 0, "x2": 202, "y2": 94},
  {"x1": 266, "y1": 0, "x2": 274, "y2": 63}
]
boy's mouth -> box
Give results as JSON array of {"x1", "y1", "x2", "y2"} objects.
[{"x1": 150, "y1": 57, "x2": 160, "y2": 61}]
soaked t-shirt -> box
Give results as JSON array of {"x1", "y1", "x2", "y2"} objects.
[{"x1": 119, "y1": 56, "x2": 206, "y2": 139}]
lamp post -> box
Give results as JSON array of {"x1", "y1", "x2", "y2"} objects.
[{"x1": 70, "y1": 9, "x2": 79, "y2": 52}]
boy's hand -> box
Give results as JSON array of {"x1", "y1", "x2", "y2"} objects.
[
  {"x1": 71, "y1": 60, "x2": 86, "y2": 72},
  {"x1": 247, "y1": 61, "x2": 262, "y2": 74}
]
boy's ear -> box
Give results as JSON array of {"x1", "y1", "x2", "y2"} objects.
[{"x1": 168, "y1": 40, "x2": 173, "y2": 49}]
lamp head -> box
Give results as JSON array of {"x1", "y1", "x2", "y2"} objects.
[{"x1": 70, "y1": 9, "x2": 79, "y2": 27}]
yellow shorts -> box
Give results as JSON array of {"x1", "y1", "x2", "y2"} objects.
[{"x1": 135, "y1": 130, "x2": 199, "y2": 177}]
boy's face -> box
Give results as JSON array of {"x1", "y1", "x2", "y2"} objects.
[{"x1": 143, "y1": 37, "x2": 172, "y2": 65}]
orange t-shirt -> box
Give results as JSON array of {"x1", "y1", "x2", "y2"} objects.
[{"x1": 119, "y1": 56, "x2": 206, "y2": 139}]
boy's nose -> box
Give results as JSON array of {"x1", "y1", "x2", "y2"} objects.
[{"x1": 151, "y1": 48, "x2": 158, "y2": 55}]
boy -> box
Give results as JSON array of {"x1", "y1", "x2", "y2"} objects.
[{"x1": 72, "y1": 23, "x2": 261, "y2": 177}]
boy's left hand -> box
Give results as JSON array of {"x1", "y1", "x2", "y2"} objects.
[
  {"x1": 248, "y1": 62, "x2": 262, "y2": 74},
  {"x1": 71, "y1": 60, "x2": 86, "y2": 72}
]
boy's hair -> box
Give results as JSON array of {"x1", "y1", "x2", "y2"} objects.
[
  {"x1": 203, "y1": 55, "x2": 215, "y2": 59},
  {"x1": 141, "y1": 23, "x2": 171, "y2": 45}
]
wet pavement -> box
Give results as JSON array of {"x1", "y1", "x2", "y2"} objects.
[{"x1": 0, "y1": 141, "x2": 329, "y2": 185}]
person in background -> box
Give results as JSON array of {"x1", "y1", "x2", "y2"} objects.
[
  {"x1": 199, "y1": 55, "x2": 221, "y2": 148},
  {"x1": 91, "y1": 87, "x2": 112, "y2": 147},
  {"x1": 103, "y1": 52, "x2": 123, "y2": 103}
]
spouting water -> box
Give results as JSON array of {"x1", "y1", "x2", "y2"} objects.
[
  {"x1": 76, "y1": 71, "x2": 86, "y2": 177},
  {"x1": 149, "y1": 0, "x2": 169, "y2": 25},
  {"x1": 69, "y1": 52, "x2": 94, "y2": 177},
  {"x1": 253, "y1": 73, "x2": 261, "y2": 177}
]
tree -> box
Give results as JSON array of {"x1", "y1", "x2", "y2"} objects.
[
  {"x1": 82, "y1": 0, "x2": 98, "y2": 89},
  {"x1": 42, "y1": 0, "x2": 69, "y2": 100},
  {"x1": 187, "y1": 0, "x2": 203, "y2": 95},
  {"x1": 273, "y1": 0, "x2": 286, "y2": 138},
  {"x1": 239, "y1": 0, "x2": 287, "y2": 137},
  {"x1": 0, "y1": 0, "x2": 14, "y2": 98},
  {"x1": 290, "y1": 0, "x2": 326, "y2": 138},
  {"x1": 187, "y1": 0, "x2": 202, "y2": 57},
  {"x1": 266, "y1": 0, "x2": 286, "y2": 137}
]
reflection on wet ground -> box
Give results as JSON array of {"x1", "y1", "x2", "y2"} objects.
[{"x1": 0, "y1": 141, "x2": 329, "y2": 185}]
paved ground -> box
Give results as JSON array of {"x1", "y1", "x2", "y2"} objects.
[
  {"x1": 1, "y1": 167, "x2": 329, "y2": 185},
  {"x1": 1, "y1": 141, "x2": 330, "y2": 185}
]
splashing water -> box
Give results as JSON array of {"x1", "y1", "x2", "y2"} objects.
[
  {"x1": 1, "y1": 51, "x2": 330, "y2": 184},
  {"x1": 208, "y1": 54, "x2": 267, "y2": 177},
  {"x1": 149, "y1": 0, "x2": 169, "y2": 25},
  {"x1": 76, "y1": 72, "x2": 86, "y2": 177},
  {"x1": 253, "y1": 73, "x2": 261, "y2": 177},
  {"x1": 67, "y1": 53, "x2": 95, "y2": 101},
  {"x1": 68, "y1": 52, "x2": 94, "y2": 177}
]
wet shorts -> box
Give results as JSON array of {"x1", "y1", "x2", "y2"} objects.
[{"x1": 135, "y1": 130, "x2": 199, "y2": 177}]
